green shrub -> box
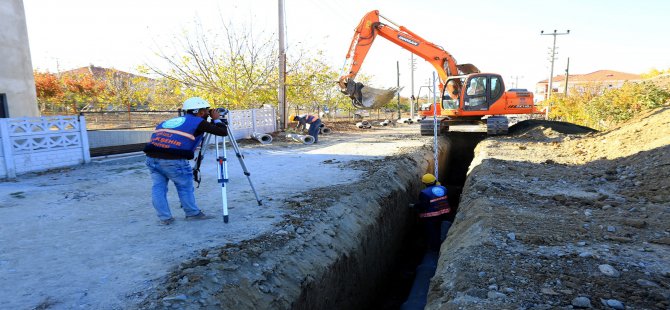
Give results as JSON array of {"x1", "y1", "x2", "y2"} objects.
[{"x1": 549, "y1": 81, "x2": 669, "y2": 130}]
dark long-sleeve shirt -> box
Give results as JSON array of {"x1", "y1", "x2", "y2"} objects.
[{"x1": 296, "y1": 115, "x2": 319, "y2": 131}]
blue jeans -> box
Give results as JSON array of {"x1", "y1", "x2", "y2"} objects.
[
  {"x1": 308, "y1": 119, "x2": 321, "y2": 143},
  {"x1": 145, "y1": 157, "x2": 202, "y2": 220}
]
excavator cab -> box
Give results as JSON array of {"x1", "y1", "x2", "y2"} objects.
[{"x1": 440, "y1": 74, "x2": 505, "y2": 113}]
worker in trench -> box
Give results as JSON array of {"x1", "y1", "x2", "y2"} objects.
[
  {"x1": 413, "y1": 173, "x2": 452, "y2": 252},
  {"x1": 143, "y1": 97, "x2": 228, "y2": 225},
  {"x1": 290, "y1": 114, "x2": 322, "y2": 143}
]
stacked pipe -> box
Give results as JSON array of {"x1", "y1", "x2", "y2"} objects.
[
  {"x1": 318, "y1": 123, "x2": 332, "y2": 134},
  {"x1": 356, "y1": 121, "x2": 372, "y2": 129},
  {"x1": 251, "y1": 132, "x2": 273, "y2": 144},
  {"x1": 286, "y1": 133, "x2": 315, "y2": 145}
]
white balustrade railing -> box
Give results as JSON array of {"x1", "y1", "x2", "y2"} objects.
[{"x1": 0, "y1": 115, "x2": 91, "y2": 178}]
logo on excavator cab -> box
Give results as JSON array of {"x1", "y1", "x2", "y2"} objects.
[{"x1": 398, "y1": 35, "x2": 419, "y2": 46}]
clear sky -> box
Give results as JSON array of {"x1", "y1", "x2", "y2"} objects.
[{"x1": 23, "y1": 0, "x2": 670, "y2": 96}]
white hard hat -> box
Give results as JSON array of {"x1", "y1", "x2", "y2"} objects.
[{"x1": 182, "y1": 97, "x2": 210, "y2": 111}]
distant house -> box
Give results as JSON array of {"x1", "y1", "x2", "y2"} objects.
[
  {"x1": 60, "y1": 65, "x2": 150, "y2": 83},
  {"x1": 60, "y1": 65, "x2": 157, "y2": 110},
  {"x1": 536, "y1": 70, "x2": 642, "y2": 100}
]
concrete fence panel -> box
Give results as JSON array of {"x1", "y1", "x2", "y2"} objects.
[{"x1": 0, "y1": 115, "x2": 91, "y2": 178}]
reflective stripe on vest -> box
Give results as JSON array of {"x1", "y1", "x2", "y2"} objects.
[
  {"x1": 154, "y1": 128, "x2": 196, "y2": 140},
  {"x1": 419, "y1": 207, "x2": 451, "y2": 218},
  {"x1": 148, "y1": 115, "x2": 203, "y2": 153},
  {"x1": 418, "y1": 185, "x2": 450, "y2": 218}
]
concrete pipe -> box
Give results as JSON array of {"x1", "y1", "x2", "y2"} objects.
[
  {"x1": 251, "y1": 132, "x2": 273, "y2": 144},
  {"x1": 356, "y1": 121, "x2": 372, "y2": 129},
  {"x1": 320, "y1": 127, "x2": 332, "y2": 134},
  {"x1": 286, "y1": 133, "x2": 315, "y2": 145}
]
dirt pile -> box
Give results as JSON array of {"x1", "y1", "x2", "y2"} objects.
[{"x1": 428, "y1": 107, "x2": 670, "y2": 309}]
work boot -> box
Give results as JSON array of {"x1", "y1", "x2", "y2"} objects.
[
  {"x1": 160, "y1": 218, "x2": 175, "y2": 225},
  {"x1": 185, "y1": 212, "x2": 215, "y2": 221}
]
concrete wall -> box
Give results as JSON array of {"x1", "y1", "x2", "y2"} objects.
[
  {"x1": 0, "y1": 115, "x2": 91, "y2": 178},
  {"x1": 87, "y1": 108, "x2": 278, "y2": 149},
  {"x1": 0, "y1": 0, "x2": 39, "y2": 117},
  {"x1": 87, "y1": 130, "x2": 153, "y2": 149}
]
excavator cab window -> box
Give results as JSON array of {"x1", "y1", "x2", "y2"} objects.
[
  {"x1": 441, "y1": 78, "x2": 464, "y2": 110},
  {"x1": 462, "y1": 75, "x2": 505, "y2": 111},
  {"x1": 490, "y1": 75, "x2": 504, "y2": 101},
  {"x1": 464, "y1": 76, "x2": 489, "y2": 111}
]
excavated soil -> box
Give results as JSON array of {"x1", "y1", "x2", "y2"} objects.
[
  {"x1": 134, "y1": 129, "x2": 442, "y2": 309},
  {"x1": 428, "y1": 107, "x2": 670, "y2": 309},
  {"x1": 135, "y1": 109, "x2": 669, "y2": 309}
]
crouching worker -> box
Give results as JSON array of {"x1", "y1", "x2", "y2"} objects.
[
  {"x1": 290, "y1": 114, "x2": 321, "y2": 143},
  {"x1": 143, "y1": 97, "x2": 228, "y2": 225},
  {"x1": 416, "y1": 173, "x2": 452, "y2": 252}
]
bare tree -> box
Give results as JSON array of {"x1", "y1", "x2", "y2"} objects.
[{"x1": 147, "y1": 20, "x2": 279, "y2": 109}]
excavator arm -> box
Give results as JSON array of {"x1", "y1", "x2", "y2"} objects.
[{"x1": 339, "y1": 10, "x2": 479, "y2": 107}]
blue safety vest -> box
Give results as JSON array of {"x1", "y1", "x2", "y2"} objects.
[
  {"x1": 144, "y1": 114, "x2": 204, "y2": 159},
  {"x1": 417, "y1": 185, "x2": 451, "y2": 218}
]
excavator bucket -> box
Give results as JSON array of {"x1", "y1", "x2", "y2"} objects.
[{"x1": 342, "y1": 79, "x2": 400, "y2": 109}]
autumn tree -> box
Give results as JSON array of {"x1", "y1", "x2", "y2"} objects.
[
  {"x1": 33, "y1": 71, "x2": 63, "y2": 113},
  {"x1": 641, "y1": 67, "x2": 670, "y2": 79},
  {"x1": 146, "y1": 18, "x2": 360, "y2": 115},
  {"x1": 60, "y1": 73, "x2": 108, "y2": 113},
  {"x1": 146, "y1": 21, "x2": 280, "y2": 109}
]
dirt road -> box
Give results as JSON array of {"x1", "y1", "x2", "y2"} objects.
[{"x1": 0, "y1": 125, "x2": 429, "y2": 309}]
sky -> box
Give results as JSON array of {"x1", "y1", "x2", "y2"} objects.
[{"x1": 22, "y1": 0, "x2": 670, "y2": 96}]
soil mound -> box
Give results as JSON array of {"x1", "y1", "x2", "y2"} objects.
[
  {"x1": 429, "y1": 107, "x2": 670, "y2": 309},
  {"x1": 508, "y1": 119, "x2": 596, "y2": 136}
]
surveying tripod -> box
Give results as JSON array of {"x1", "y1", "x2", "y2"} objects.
[{"x1": 193, "y1": 111, "x2": 262, "y2": 223}]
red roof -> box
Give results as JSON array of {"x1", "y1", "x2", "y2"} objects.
[
  {"x1": 538, "y1": 70, "x2": 642, "y2": 83},
  {"x1": 60, "y1": 65, "x2": 149, "y2": 81}
]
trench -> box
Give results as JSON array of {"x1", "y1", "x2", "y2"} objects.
[{"x1": 293, "y1": 132, "x2": 486, "y2": 310}]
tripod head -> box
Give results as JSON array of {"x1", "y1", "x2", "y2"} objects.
[
  {"x1": 209, "y1": 107, "x2": 230, "y2": 125},
  {"x1": 211, "y1": 107, "x2": 229, "y2": 116}
]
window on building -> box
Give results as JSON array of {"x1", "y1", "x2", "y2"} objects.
[{"x1": 0, "y1": 94, "x2": 7, "y2": 118}]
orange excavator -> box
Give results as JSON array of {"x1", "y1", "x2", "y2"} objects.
[{"x1": 338, "y1": 10, "x2": 536, "y2": 135}]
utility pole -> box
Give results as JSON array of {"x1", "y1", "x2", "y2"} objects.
[
  {"x1": 540, "y1": 29, "x2": 570, "y2": 100},
  {"x1": 278, "y1": 0, "x2": 287, "y2": 130},
  {"x1": 510, "y1": 75, "x2": 523, "y2": 89},
  {"x1": 564, "y1": 57, "x2": 570, "y2": 96},
  {"x1": 410, "y1": 53, "x2": 416, "y2": 118},
  {"x1": 397, "y1": 60, "x2": 401, "y2": 120}
]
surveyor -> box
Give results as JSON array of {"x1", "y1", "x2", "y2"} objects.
[
  {"x1": 143, "y1": 97, "x2": 229, "y2": 225},
  {"x1": 290, "y1": 114, "x2": 321, "y2": 143},
  {"x1": 415, "y1": 173, "x2": 451, "y2": 252}
]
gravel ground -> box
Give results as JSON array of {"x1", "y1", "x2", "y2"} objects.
[
  {"x1": 0, "y1": 124, "x2": 428, "y2": 309},
  {"x1": 428, "y1": 107, "x2": 670, "y2": 309}
]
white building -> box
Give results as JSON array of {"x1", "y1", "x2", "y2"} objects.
[
  {"x1": 536, "y1": 70, "x2": 642, "y2": 101},
  {"x1": 0, "y1": 0, "x2": 38, "y2": 117}
]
